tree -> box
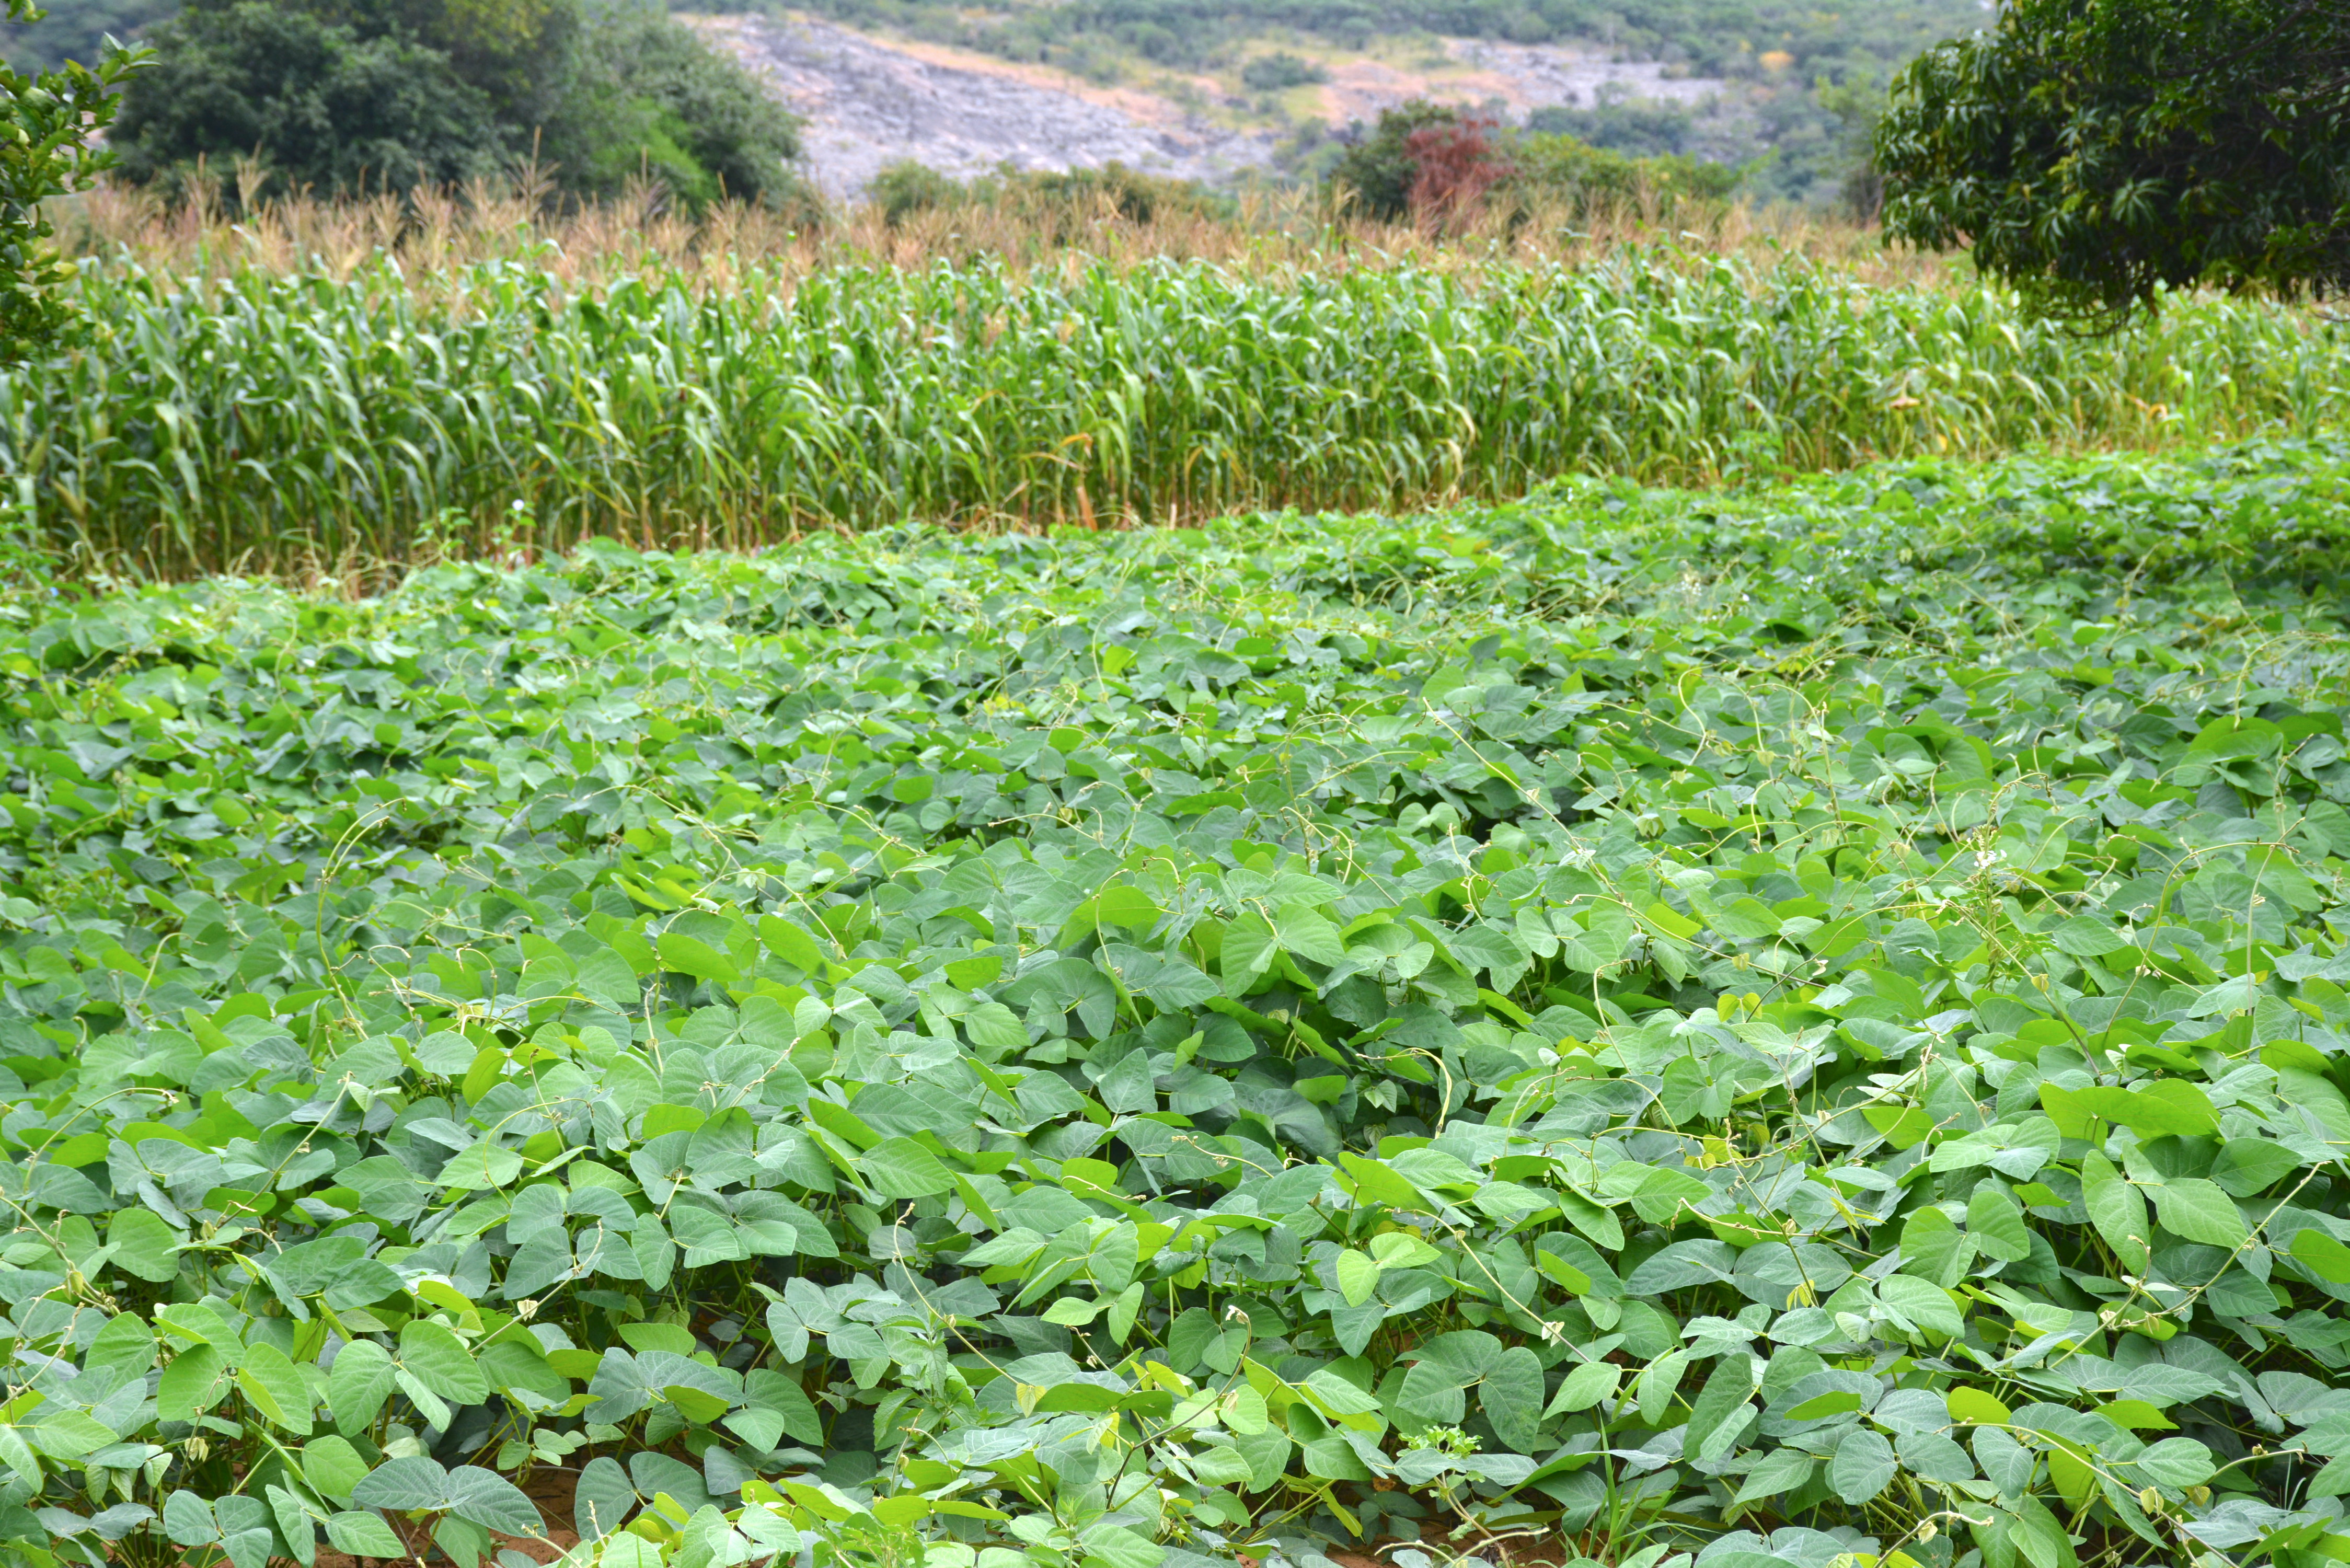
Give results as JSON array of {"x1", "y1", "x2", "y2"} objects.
[
  {"x1": 1815, "y1": 73, "x2": 1883, "y2": 221},
  {"x1": 0, "y1": 0, "x2": 144, "y2": 357},
  {"x1": 109, "y1": 0, "x2": 802, "y2": 209},
  {"x1": 863, "y1": 159, "x2": 1226, "y2": 236},
  {"x1": 1329, "y1": 99, "x2": 1471, "y2": 222},
  {"x1": 1239, "y1": 51, "x2": 1326, "y2": 91},
  {"x1": 570, "y1": 4, "x2": 801, "y2": 206},
  {"x1": 110, "y1": 1, "x2": 503, "y2": 195},
  {"x1": 1526, "y1": 98, "x2": 1693, "y2": 158},
  {"x1": 867, "y1": 159, "x2": 963, "y2": 225},
  {"x1": 1405, "y1": 113, "x2": 1512, "y2": 233},
  {"x1": 1330, "y1": 99, "x2": 1740, "y2": 229},
  {"x1": 1874, "y1": 0, "x2": 2350, "y2": 324}
]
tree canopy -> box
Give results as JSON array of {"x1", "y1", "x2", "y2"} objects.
[
  {"x1": 0, "y1": 0, "x2": 144, "y2": 358},
  {"x1": 110, "y1": 0, "x2": 804, "y2": 207},
  {"x1": 112, "y1": 2, "x2": 503, "y2": 193},
  {"x1": 1874, "y1": 0, "x2": 2350, "y2": 324}
]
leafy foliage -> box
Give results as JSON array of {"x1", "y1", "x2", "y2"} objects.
[
  {"x1": 1523, "y1": 100, "x2": 1694, "y2": 160},
  {"x1": 1331, "y1": 102, "x2": 1741, "y2": 225},
  {"x1": 0, "y1": 0, "x2": 143, "y2": 359},
  {"x1": 1506, "y1": 128, "x2": 1740, "y2": 213},
  {"x1": 107, "y1": 0, "x2": 801, "y2": 206},
  {"x1": 1403, "y1": 114, "x2": 1512, "y2": 230},
  {"x1": 1328, "y1": 101, "x2": 1468, "y2": 221},
  {"x1": 867, "y1": 159, "x2": 969, "y2": 224},
  {"x1": 109, "y1": 2, "x2": 507, "y2": 195},
  {"x1": 3, "y1": 247, "x2": 2343, "y2": 574},
  {"x1": 0, "y1": 0, "x2": 164, "y2": 73},
  {"x1": 575, "y1": 4, "x2": 803, "y2": 208},
  {"x1": 0, "y1": 440, "x2": 2348, "y2": 1568},
  {"x1": 1238, "y1": 51, "x2": 1323, "y2": 92},
  {"x1": 1876, "y1": 0, "x2": 2350, "y2": 325},
  {"x1": 865, "y1": 160, "x2": 1229, "y2": 232}
]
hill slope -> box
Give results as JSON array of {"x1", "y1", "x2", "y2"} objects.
[{"x1": 10, "y1": 0, "x2": 1991, "y2": 204}]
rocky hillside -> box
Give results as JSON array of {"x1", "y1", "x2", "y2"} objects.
[
  {"x1": 697, "y1": 11, "x2": 1731, "y2": 198},
  {"x1": 694, "y1": 15, "x2": 1281, "y2": 195}
]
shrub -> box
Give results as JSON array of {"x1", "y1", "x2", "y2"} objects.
[
  {"x1": 868, "y1": 159, "x2": 965, "y2": 224},
  {"x1": 1524, "y1": 98, "x2": 1692, "y2": 157},
  {"x1": 1328, "y1": 98, "x2": 1473, "y2": 221},
  {"x1": 573, "y1": 5, "x2": 804, "y2": 207},
  {"x1": 1240, "y1": 49, "x2": 1326, "y2": 90},
  {"x1": 1511, "y1": 128, "x2": 1740, "y2": 214},
  {"x1": 1011, "y1": 160, "x2": 1228, "y2": 225},
  {"x1": 1332, "y1": 100, "x2": 1741, "y2": 227},
  {"x1": 1404, "y1": 113, "x2": 1511, "y2": 230},
  {"x1": 867, "y1": 159, "x2": 1229, "y2": 231}
]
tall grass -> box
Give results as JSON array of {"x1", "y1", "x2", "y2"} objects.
[{"x1": 7, "y1": 241, "x2": 2340, "y2": 579}]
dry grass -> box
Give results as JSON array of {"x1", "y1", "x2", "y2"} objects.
[{"x1": 45, "y1": 165, "x2": 1951, "y2": 301}]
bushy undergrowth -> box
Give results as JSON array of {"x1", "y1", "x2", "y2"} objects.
[
  {"x1": 865, "y1": 162, "x2": 1231, "y2": 233},
  {"x1": 0, "y1": 440, "x2": 2346, "y2": 1568},
  {"x1": 3, "y1": 250, "x2": 2344, "y2": 576}
]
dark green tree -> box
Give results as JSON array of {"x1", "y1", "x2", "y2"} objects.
[
  {"x1": 1525, "y1": 99, "x2": 1693, "y2": 158},
  {"x1": 0, "y1": 0, "x2": 146, "y2": 358},
  {"x1": 110, "y1": 0, "x2": 800, "y2": 207},
  {"x1": 571, "y1": 3, "x2": 801, "y2": 206},
  {"x1": 110, "y1": 0, "x2": 503, "y2": 194},
  {"x1": 1874, "y1": 0, "x2": 2350, "y2": 323},
  {"x1": 1239, "y1": 51, "x2": 1325, "y2": 91},
  {"x1": 1511, "y1": 128, "x2": 1738, "y2": 212}
]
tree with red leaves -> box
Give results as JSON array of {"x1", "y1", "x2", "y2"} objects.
[
  {"x1": 1332, "y1": 98, "x2": 1738, "y2": 230},
  {"x1": 1404, "y1": 114, "x2": 1514, "y2": 231}
]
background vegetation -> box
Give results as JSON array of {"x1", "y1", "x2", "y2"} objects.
[
  {"x1": 0, "y1": 0, "x2": 160, "y2": 70},
  {"x1": 57, "y1": 0, "x2": 804, "y2": 207},
  {"x1": 865, "y1": 161, "x2": 1234, "y2": 232},
  {"x1": 758, "y1": 0, "x2": 1984, "y2": 204},
  {"x1": 1325, "y1": 102, "x2": 1739, "y2": 226},
  {"x1": 6, "y1": 0, "x2": 1991, "y2": 206}
]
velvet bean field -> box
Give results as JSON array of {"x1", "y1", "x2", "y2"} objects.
[{"x1": 7, "y1": 437, "x2": 2350, "y2": 1568}]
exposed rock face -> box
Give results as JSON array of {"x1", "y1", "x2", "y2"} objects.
[
  {"x1": 1435, "y1": 38, "x2": 1724, "y2": 114},
  {"x1": 694, "y1": 14, "x2": 1280, "y2": 198},
  {"x1": 692, "y1": 13, "x2": 1731, "y2": 200}
]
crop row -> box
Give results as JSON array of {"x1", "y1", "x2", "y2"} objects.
[
  {"x1": 0, "y1": 441, "x2": 2342, "y2": 1568},
  {"x1": 5, "y1": 250, "x2": 2344, "y2": 575}
]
